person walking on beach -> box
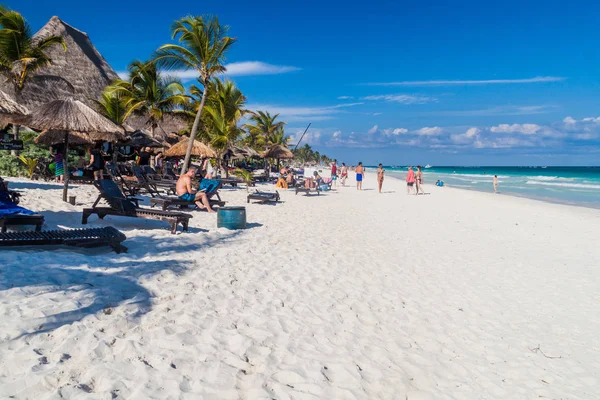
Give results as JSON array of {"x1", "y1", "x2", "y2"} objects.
[
  {"x1": 355, "y1": 162, "x2": 364, "y2": 190},
  {"x1": 376, "y1": 164, "x2": 385, "y2": 193},
  {"x1": 51, "y1": 145, "x2": 64, "y2": 183},
  {"x1": 493, "y1": 175, "x2": 498, "y2": 193},
  {"x1": 415, "y1": 166, "x2": 426, "y2": 195},
  {"x1": 331, "y1": 159, "x2": 338, "y2": 187},
  {"x1": 88, "y1": 143, "x2": 105, "y2": 181},
  {"x1": 406, "y1": 166, "x2": 415, "y2": 195},
  {"x1": 176, "y1": 166, "x2": 215, "y2": 212},
  {"x1": 340, "y1": 163, "x2": 348, "y2": 186}
]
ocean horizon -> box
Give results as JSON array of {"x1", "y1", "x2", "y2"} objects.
[{"x1": 378, "y1": 166, "x2": 600, "y2": 209}]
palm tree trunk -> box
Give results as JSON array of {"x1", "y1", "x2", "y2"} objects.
[
  {"x1": 62, "y1": 132, "x2": 70, "y2": 202},
  {"x1": 11, "y1": 90, "x2": 21, "y2": 156},
  {"x1": 181, "y1": 83, "x2": 208, "y2": 174}
]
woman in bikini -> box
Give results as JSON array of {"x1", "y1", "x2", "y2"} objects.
[
  {"x1": 340, "y1": 163, "x2": 348, "y2": 186},
  {"x1": 376, "y1": 163, "x2": 385, "y2": 193},
  {"x1": 415, "y1": 165, "x2": 425, "y2": 195}
]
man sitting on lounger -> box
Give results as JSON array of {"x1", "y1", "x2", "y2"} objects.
[{"x1": 176, "y1": 166, "x2": 216, "y2": 213}]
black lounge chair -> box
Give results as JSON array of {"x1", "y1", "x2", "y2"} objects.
[
  {"x1": 82, "y1": 180, "x2": 192, "y2": 234},
  {"x1": 247, "y1": 190, "x2": 280, "y2": 204},
  {"x1": 0, "y1": 190, "x2": 45, "y2": 232},
  {"x1": 295, "y1": 186, "x2": 322, "y2": 196},
  {"x1": 0, "y1": 226, "x2": 127, "y2": 253},
  {"x1": 105, "y1": 163, "x2": 141, "y2": 197},
  {"x1": 131, "y1": 167, "x2": 176, "y2": 196}
]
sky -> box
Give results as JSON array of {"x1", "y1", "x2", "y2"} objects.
[{"x1": 9, "y1": 0, "x2": 600, "y2": 165}]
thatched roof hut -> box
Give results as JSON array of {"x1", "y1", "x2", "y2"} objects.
[
  {"x1": 0, "y1": 90, "x2": 29, "y2": 116},
  {"x1": 34, "y1": 130, "x2": 93, "y2": 146},
  {"x1": 126, "y1": 114, "x2": 190, "y2": 141},
  {"x1": 0, "y1": 17, "x2": 119, "y2": 110},
  {"x1": 124, "y1": 130, "x2": 164, "y2": 148},
  {"x1": 26, "y1": 98, "x2": 125, "y2": 142},
  {"x1": 165, "y1": 138, "x2": 216, "y2": 158},
  {"x1": 263, "y1": 145, "x2": 294, "y2": 159}
]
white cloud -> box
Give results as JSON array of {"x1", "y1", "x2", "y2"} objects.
[
  {"x1": 582, "y1": 117, "x2": 600, "y2": 122},
  {"x1": 393, "y1": 128, "x2": 408, "y2": 135},
  {"x1": 117, "y1": 61, "x2": 300, "y2": 82},
  {"x1": 245, "y1": 102, "x2": 362, "y2": 122},
  {"x1": 431, "y1": 105, "x2": 555, "y2": 117},
  {"x1": 490, "y1": 124, "x2": 541, "y2": 135},
  {"x1": 451, "y1": 127, "x2": 480, "y2": 144},
  {"x1": 414, "y1": 126, "x2": 443, "y2": 136},
  {"x1": 332, "y1": 130, "x2": 342, "y2": 138},
  {"x1": 223, "y1": 61, "x2": 301, "y2": 76},
  {"x1": 368, "y1": 76, "x2": 565, "y2": 86},
  {"x1": 362, "y1": 94, "x2": 437, "y2": 104},
  {"x1": 563, "y1": 116, "x2": 577, "y2": 124},
  {"x1": 337, "y1": 96, "x2": 354, "y2": 100},
  {"x1": 367, "y1": 125, "x2": 379, "y2": 135}
]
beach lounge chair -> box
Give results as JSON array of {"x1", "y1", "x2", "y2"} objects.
[
  {"x1": 82, "y1": 180, "x2": 192, "y2": 234},
  {"x1": 149, "y1": 178, "x2": 226, "y2": 211},
  {"x1": 130, "y1": 166, "x2": 173, "y2": 197},
  {"x1": 0, "y1": 191, "x2": 45, "y2": 232},
  {"x1": 105, "y1": 163, "x2": 141, "y2": 197},
  {"x1": 0, "y1": 226, "x2": 127, "y2": 253},
  {"x1": 247, "y1": 190, "x2": 280, "y2": 204}
]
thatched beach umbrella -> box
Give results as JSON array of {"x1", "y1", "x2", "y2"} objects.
[
  {"x1": 35, "y1": 130, "x2": 94, "y2": 146},
  {"x1": 124, "y1": 130, "x2": 164, "y2": 148},
  {"x1": 164, "y1": 138, "x2": 217, "y2": 158},
  {"x1": 26, "y1": 98, "x2": 125, "y2": 201},
  {"x1": 243, "y1": 146, "x2": 261, "y2": 158},
  {"x1": 0, "y1": 90, "x2": 29, "y2": 125},
  {"x1": 263, "y1": 145, "x2": 294, "y2": 159}
]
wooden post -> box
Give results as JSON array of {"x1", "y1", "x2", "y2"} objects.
[{"x1": 62, "y1": 132, "x2": 70, "y2": 202}]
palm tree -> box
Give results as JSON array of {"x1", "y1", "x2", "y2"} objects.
[
  {"x1": 270, "y1": 127, "x2": 291, "y2": 147},
  {"x1": 0, "y1": 6, "x2": 65, "y2": 145},
  {"x1": 202, "y1": 78, "x2": 246, "y2": 177},
  {"x1": 108, "y1": 60, "x2": 188, "y2": 137},
  {"x1": 154, "y1": 15, "x2": 236, "y2": 173},
  {"x1": 244, "y1": 111, "x2": 286, "y2": 150},
  {"x1": 92, "y1": 89, "x2": 128, "y2": 127}
]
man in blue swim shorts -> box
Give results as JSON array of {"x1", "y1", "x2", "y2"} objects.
[{"x1": 176, "y1": 166, "x2": 215, "y2": 212}]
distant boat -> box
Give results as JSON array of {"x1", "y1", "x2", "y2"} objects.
[{"x1": 425, "y1": 164, "x2": 432, "y2": 169}]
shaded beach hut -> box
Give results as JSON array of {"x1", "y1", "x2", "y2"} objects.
[
  {"x1": 164, "y1": 138, "x2": 217, "y2": 158},
  {"x1": 26, "y1": 98, "x2": 124, "y2": 201},
  {"x1": 263, "y1": 144, "x2": 294, "y2": 172}
]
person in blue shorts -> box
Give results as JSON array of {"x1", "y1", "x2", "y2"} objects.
[{"x1": 176, "y1": 166, "x2": 215, "y2": 212}]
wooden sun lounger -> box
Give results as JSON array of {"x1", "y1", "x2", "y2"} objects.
[
  {"x1": 0, "y1": 226, "x2": 127, "y2": 253},
  {"x1": 149, "y1": 179, "x2": 226, "y2": 211},
  {"x1": 0, "y1": 214, "x2": 45, "y2": 232},
  {"x1": 105, "y1": 164, "x2": 141, "y2": 197},
  {"x1": 295, "y1": 186, "x2": 322, "y2": 195},
  {"x1": 82, "y1": 180, "x2": 192, "y2": 234},
  {"x1": 247, "y1": 190, "x2": 280, "y2": 204}
]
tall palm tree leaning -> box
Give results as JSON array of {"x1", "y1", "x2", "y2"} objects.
[
  {"x1": 154, "y1": 15, "x2": 236, "y2": 174},
  {"x1": 108, "y1": 60, "x2": 188, "y2": 137},
  {"x1": 0, "y1": 6, "x2": 65, "y2": 150}
]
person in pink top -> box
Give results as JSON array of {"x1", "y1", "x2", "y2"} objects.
[{"x1": 406, "y1": 166, "x2": 416, "y2": 195}]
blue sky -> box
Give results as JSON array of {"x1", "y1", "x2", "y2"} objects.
[{"x1": 10, "y1": 0, "x2": 600, "y2": 165}]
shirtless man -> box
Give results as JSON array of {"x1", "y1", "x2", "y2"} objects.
[
  {"x1": 176, "y1": 166, "x2": 215, "y2": 212},
  {"x1": 493, "y1": 175, "x2": 498, "y2": 193},
  {"x1": 355, "y1": 162, "x2": 365, "y2": 191}
]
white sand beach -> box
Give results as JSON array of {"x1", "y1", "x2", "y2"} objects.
[{"x1": 1, "y1": 175, "x2": 599, "y2": 399}]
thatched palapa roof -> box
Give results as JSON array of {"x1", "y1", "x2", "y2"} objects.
[
  {"x1": 165, "y1": 138, "x2": 216, "y2": 158},
  {"x1": 0, "y1": 17, "x2": 119, "y2": 110},
  {"x1": 26, "y1": 98, "x2": 124, "y2": 142},
  {"x1": 0, "y1": 90, "x2": 30, "y2": 125},
  {"x1": 35, "y1": 130, "x2": 93, "y2": 146},
  {"x1": 263, "y1": 145, "x2": 294, "y2": 159},
  {"x1": 126, "y1": 114, "x2": 190, "y2": 141}
]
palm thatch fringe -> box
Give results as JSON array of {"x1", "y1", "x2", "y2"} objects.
[
  {"x1": 263, "y1": 144, "x2": 294, "y2": 159},
  {"x1": 34, "y1": 130, "x2": 94, "y2": 146},
  {"x1": 164, "y1": 138, "x2": 216, "y2": 158}
]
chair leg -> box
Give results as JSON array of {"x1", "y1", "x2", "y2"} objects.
[
  {"x1": 35, "y1": 223, "x2": 42, "y2": 232},
  {"x1": 169, "y1": 220, "x2": 177, "y2": 234},
  {"x1": 82, "y1": 211, "x2": 90, "y2": 224}
]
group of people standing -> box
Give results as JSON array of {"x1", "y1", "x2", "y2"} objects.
[{"x1": 405, "y1": 166, "x2": 427, "y2": 195}]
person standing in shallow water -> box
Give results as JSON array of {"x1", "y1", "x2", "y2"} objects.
[
  {"x1": 493, "y1": 175, "x2": 498, "y2": 193},
  {"x1": 376, "y1": 164, "x2": 385, "y2": 193},
  {"x1": 355, "y1": 162, "x2": 364, "y2": 190}
]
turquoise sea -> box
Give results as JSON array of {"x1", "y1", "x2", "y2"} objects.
[{"x1": 381, "y1": 166, "x2": 600, "y2": 209}]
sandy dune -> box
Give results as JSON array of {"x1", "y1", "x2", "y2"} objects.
[{"x1": 1, "y1": 175, "x2": 599, "y2": 399}]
